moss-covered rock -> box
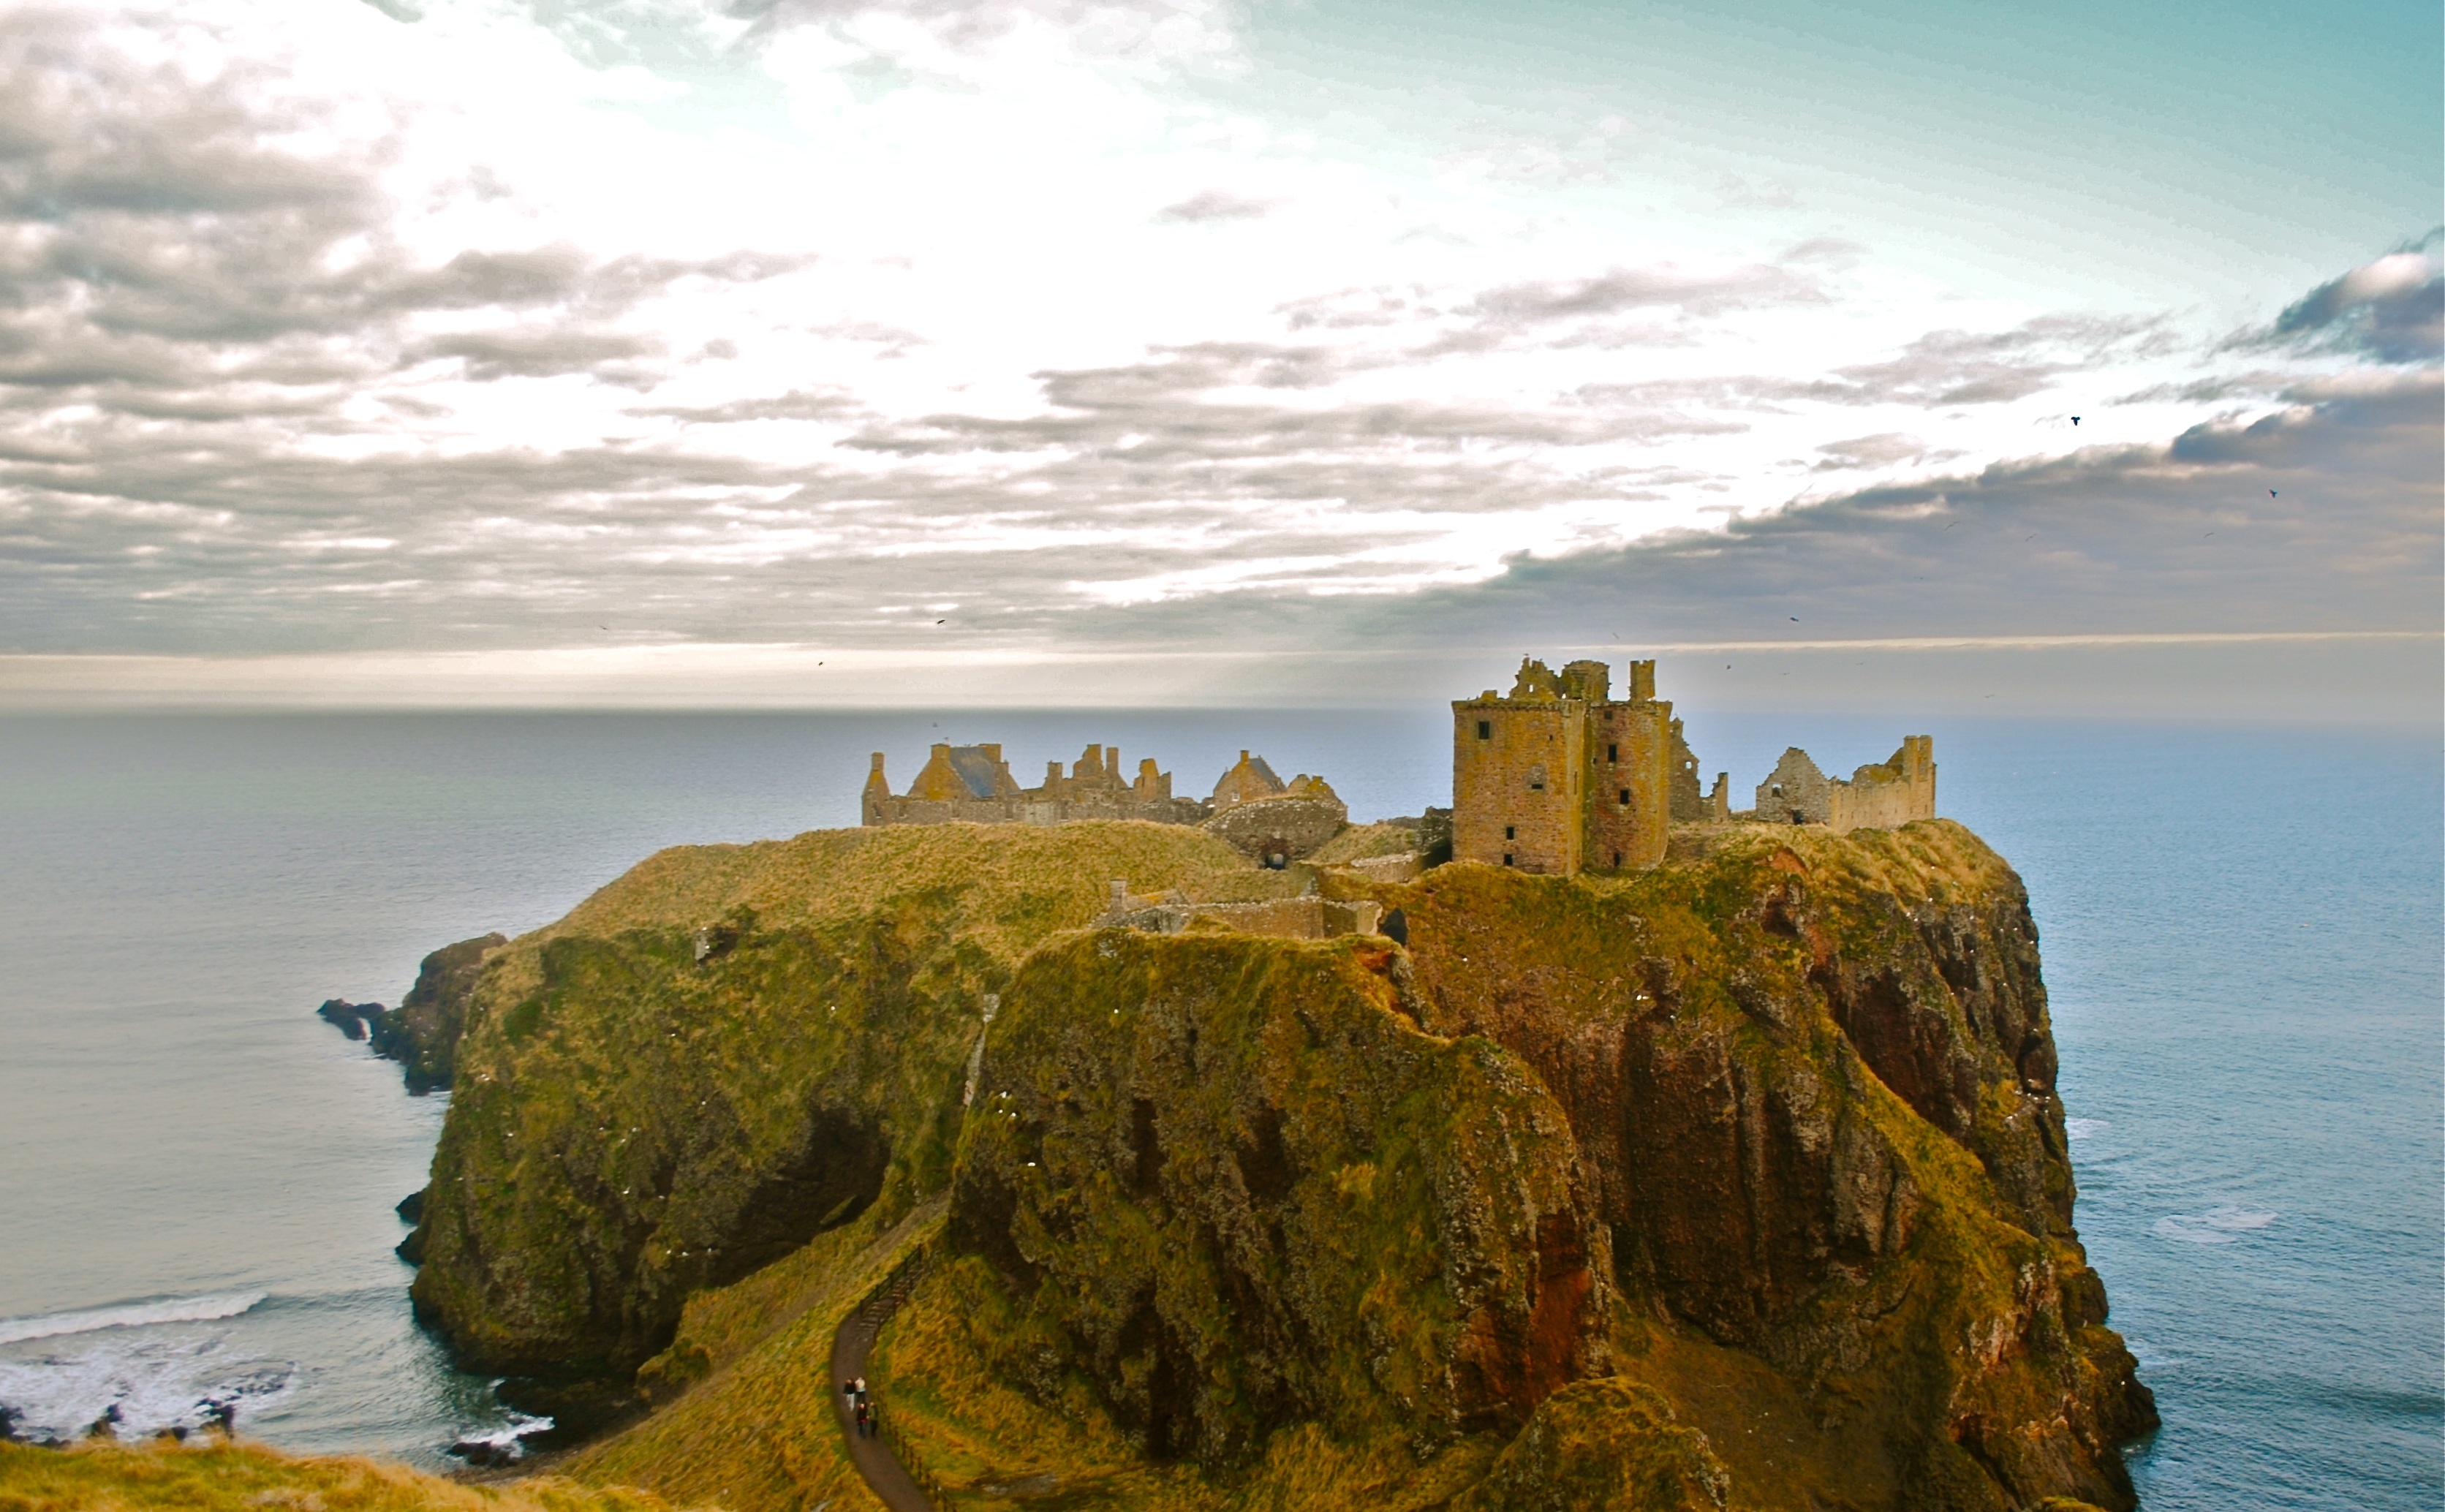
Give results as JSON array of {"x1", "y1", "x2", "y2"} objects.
[
  {"x1": 408, "y1": 822, "x2": 1256, "y2": 1395},
  {"x1": 1344, "y1": 820, "x2": 2151, "y2": 1511},
  {"x1": 401, "y1": 815, "x2": 2149, "y2": 1512},
  {"x1": 1448, "y1": 1380, "x2": 1737, "y2": 1512},
  {"x1": 949, "y1": 930, "x2": 1609, "y2": 1465}
]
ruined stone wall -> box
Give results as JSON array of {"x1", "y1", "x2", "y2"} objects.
[
  {"x1": 1756, "y1": 738, "x2": 1936, "y2": 833},
  {"x1": 1754, "y1": 747, "x2": 1833, "y2": 826},
  {"x1": 1666, "y1": 717, "x2": 1707, "y2": 822},
  {"x1": 1200, "y1": 792, "x2": 1348, "y2": 863},
  {"x1": 1825, "y1": 736, "x2": 1937, "y2": 832},
  {"x1": 1106, "y1": 896, "x2": 1383, "y2": 940},
  {"x1": 1452, "y1": 691, "x2": 1587, "y2": 874},
  {"x1": 1584, "y1": 698, "x2": 1671, "y2": 871}
]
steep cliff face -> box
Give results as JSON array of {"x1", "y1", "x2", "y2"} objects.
[
  {"x1": 948, "y1": 929, "x2": 1609, "y2": 1465},
  {"x1": 368, "y1": 931, "x2": 507, "y2": 1095},
  {"x1": 406, "y1": 823, "x2": 1258, "y2": 1392},
  {"x1": 401, "y1": 816, "x2": 2147, "y2": 1512},
  {"x1": 1346, "y1": 820, "x2": 2153, "y2": 1510}
]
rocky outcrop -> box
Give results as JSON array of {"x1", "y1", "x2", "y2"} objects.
[
  {"x1": 398, "y1": 816, "x2": 2147, "y2": 1509},
  {"x1": 1449, "y1": 1380, "x2": 1736, "y2": 1512},
  {"x1": 950, "y1": 929, "x2": 1607, "y2": 1464},
  {"x1": 316, "y1": 999, "x2": 379, "y2": 1040},
  {"x1": 368, "y1": 933, "x2": 506, "y2": 1094},
  {"x1": 404, "y1": 823, "x2": 1258, "y2": 1403},
  {"x1": 1356, "y1": 820, "x2": 2153, "y2": 1511},
  {"x1": 314, "y1": 934, "x2": 506, "y2": 1094}
]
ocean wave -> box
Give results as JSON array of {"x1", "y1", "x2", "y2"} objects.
[
  {"x1": 449, "y1": 1412, "x2": 555, "y2": 1466},
  {"x1": 2154, "y1": 1205, "x2": 2280, "y2": 1244},
  {"x1": 2064, "y1": 1118, "x2": 2109, "y2": 1142},
  {"x1": 0, "y1": 1331, "x2": 294, "y2": 1443},
  {"x1": 0, "y1": 1293, "x2": 268, "y2": 1347}
]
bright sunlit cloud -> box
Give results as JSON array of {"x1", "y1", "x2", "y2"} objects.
[{"x1": 0, "y1": 0, "x2": 2435, "y2": 706}]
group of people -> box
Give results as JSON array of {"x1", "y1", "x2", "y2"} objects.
[{"x1": 842, "y1": 1375, "x2": 874, "y2": 1437}]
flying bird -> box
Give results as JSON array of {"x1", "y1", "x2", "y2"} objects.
[
  {"x1": 936, "y1": 619, "x2": 947, "y2": 624},
  {"x1": 2270, "y1": 489, "x2": 2278, "y2": 497},
  {"x1": 2071, "y1": 417, "x2": 2081, "y2": 426},
  {"x1": 1789, "y1": 616, "x2": 1799, "y2": 621}
]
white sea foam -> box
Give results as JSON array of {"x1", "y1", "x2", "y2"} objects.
[
  {"x1": 0, "y1": 1293, "x2": 267, "y2": 1347},
  {"x1": 449, "y1": 1412, "x2": 554, "y2": 1462},
  {"x1": 2064, "y1": 1118, "x2": 2109, "y2": 1142},
  {"x1": 2154, "y1": 1205, "x2": 2281, "y2": 1244},
  {"x1": 0, "y1": 1330, "x2": 295, "y2": 1441}
]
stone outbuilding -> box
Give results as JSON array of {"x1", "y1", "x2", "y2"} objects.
[{"x1": 1753, "y1": 738, "x2": 1936, "y2": 831}]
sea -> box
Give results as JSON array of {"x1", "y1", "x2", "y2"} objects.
[{"x1": 0, "y1": 709, "x2": 2436, "y2": 1506}]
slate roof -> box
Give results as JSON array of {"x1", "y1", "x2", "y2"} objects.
[{"x1": 948, "y1": 746, "x2": 1005, "y2": 799}]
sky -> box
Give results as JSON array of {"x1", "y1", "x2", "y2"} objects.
[{"x1": 0, "y1": 0, "x2": 2437, "y2": 715}]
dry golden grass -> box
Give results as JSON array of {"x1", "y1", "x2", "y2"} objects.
[
  {"x1": 559, "y1": 1203, "x2": 947, "y2": 1512},
  {"x1": 0, "y1": 1438, "x2": 699, "y2": 1512}
]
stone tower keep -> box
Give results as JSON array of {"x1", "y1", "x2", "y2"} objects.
[{"x1": 1451, "y1": 656, "x2": 1677, "y2": 874}]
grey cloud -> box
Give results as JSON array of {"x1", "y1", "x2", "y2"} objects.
[
  {"x1": 1470, "y1": 261, "x2": 1822, "y2": 322},
  {"x1": 1811, "y1": 432, "x2": 1927, "y2": 469},
  {"x1": 1351, "y1": 367, "x2": 2441, "y2": 648},
  {"x1": 2261, "y1": 239, "x2": 2443, "y2": 365},
  {"x1": 1799, "y1": 314, "x2": 2169, "y2": 408},
  {"x1": 417, "y1": 329, "x2": 663, "y2": 382},
  {"x1": 631, "y1": 388, "x2": 864, "y2": 423},
  {"x1": 1157, "y1": 190, "x2": 1276, "y2": 224}
]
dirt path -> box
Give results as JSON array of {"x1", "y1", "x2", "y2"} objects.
[{"x1": 828, "y1": 1254, "x2": 937, "y2": 1512}]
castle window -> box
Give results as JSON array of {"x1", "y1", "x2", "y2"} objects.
[
  {"x1": 1608, "y1": 744, "x2": 1618, "y2": 763},
  {"x1": 1503, "y1": 853, "x2": 1514, "y2": 866},
  {"x1": 1618, "y1": 789, "x2": 1629, "y2": 805},
  {"x1": 1771, "y1": 783, "x2": 1783, "y2": 797},
  {"x1": 1611, "y1": 850, "x2": 1621, "y2": 867},
  {"x1": 1477, "y1": 720, "x2": 1491, "y2": 740},
  {"x1": 1505, "y1": 825, "x2": 1516, "y2": 840}
]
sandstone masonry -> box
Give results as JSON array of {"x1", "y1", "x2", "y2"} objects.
[
  {"x1": 1452, "y1": 655, "x2": 1935, "y2": 876},
  {"x1": 862, "y1": 741, "x2": 1350, "y2": 862}
]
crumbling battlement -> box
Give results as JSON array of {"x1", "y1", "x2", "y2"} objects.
[
  {"x1": 1753, "y1": 737, "x2": 1936, "y2": 832},
  {"x1": 864, "y1": 741, "x2": 1208, "y2": 828},
  {"x1": 1451, "y1": 657, "x2": 1730, "y2": 875},
  {"x1": 862, "y1": 742, "x2": 1346, "y2": 861}
]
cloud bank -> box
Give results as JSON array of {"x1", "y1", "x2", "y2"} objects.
[{"x1": 0, "y1": 1, "x2": 2433, "y2": 714}]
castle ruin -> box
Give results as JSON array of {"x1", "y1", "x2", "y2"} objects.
[
  {"x1": 1753, "y1": 738, "x2": 1936, "y2": 831},
  {"x1": 862, "y1": 740, "x2": 1349, "y2": 863},
  {"x1": 1451, "y1": 657, "x2": 1728, "y2": 874},
  {"x1": 1452, "y1": 656, "x2": 1935, "y2": 876},
  {"x1": 856, "y1": 660, "x2": 1936, "y2": 886}
]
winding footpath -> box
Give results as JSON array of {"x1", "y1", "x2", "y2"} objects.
[{"x1": 828, "y1": 1252, "x2": 938, "y2": 1512}]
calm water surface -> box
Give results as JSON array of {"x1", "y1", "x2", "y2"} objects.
[{"x1": 0, "y1": 710, "x2": 2435, "y2": 1504}]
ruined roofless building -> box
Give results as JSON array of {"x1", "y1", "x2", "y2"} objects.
[
  {"x1": 1754, "y1": 738, "x2": 1936, "y2": 831},
  {"x1": 1452, "y1": 657, "x2": 1729, "y2": 875},
  {"x1": 862, "y1": 741, "x2": 1208, "y2": 828}
]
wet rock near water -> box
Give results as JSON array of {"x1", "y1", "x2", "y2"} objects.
[{"x1": 314, "y1": 999, "x2": 380, "y2": 1041}]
